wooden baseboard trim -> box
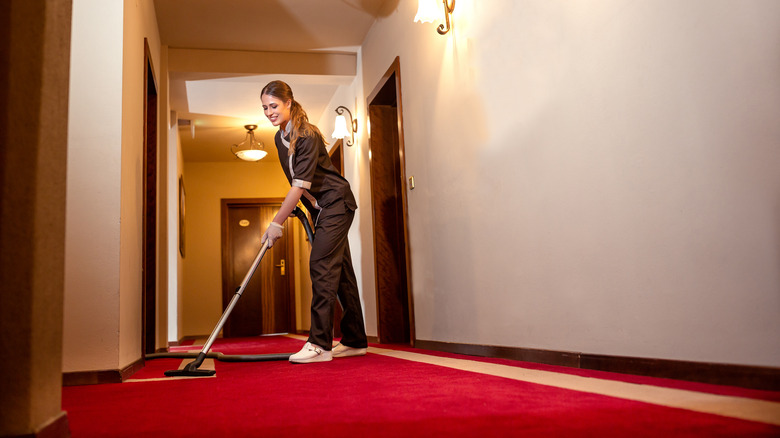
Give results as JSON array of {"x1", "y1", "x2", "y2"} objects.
[
  {"x1": 414, "y1": 339, "x2": 780, "y2": 391},
  {"x1": 121, "y1": 357, "x2": 145, "y2": 381},
  {"x1": 178, "y1": 334, "x2": 208, "y2": 342},
  {"x1": 62, "y1": 369, "x2": 121, "y2": 386},
  {"x1": 580, "y1": 353, "x2": 780, "y2": 391},
  {"x1": 36, "y1": 411, "x2": 69, "y2": 438},
  {"x1": 63, "y1": 357, "x2": 145, "y2": 386}
]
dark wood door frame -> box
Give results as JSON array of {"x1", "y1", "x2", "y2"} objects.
[
  {"x1": 220, "y1": 198, "x2": 296, "y2": 336},
  {"x1": 142, "y1": 39, "x2": 158, "y2": 355},
  {"x1": 367, "y1": 57, "x2": 415, "y2": 345}
]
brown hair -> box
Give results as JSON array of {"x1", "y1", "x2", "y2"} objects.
[{"x1": 261, "y1": 80, "x2": 326, "y2": 155}]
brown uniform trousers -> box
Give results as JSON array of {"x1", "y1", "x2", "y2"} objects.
[{"x1": 307, "y1": 204, "x2": 367, "y2": 350}]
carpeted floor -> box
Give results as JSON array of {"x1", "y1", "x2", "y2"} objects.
[{"x1": 62, "y1": 335, "x2": 780, "y2": 437}]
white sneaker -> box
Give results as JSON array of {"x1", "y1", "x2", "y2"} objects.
[
  {"x1": 289, "y1": 342, "x2": 332, "y2": 364},
  {"x1": 332, "y1": 343, "x2": 367, "y2": 358}
]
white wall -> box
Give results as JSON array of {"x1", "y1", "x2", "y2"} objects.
[
  {"x1": 63, "y1": 0, "x2": 124, "y2": 372},
  {"x1": 167, "y1": 113, "x2": 183, "y2": 342},
  {"x1": 361, "y1": 0, "x2": 780, "y2": 366},
  {"x1": 64, "y1": 0, "x2": 162, "y2": 372}
]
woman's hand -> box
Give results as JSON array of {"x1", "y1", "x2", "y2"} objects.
[
  {"x1": 261, "y1": 222, "x2": 284, "y2": 247},
  {"x1": 264, "y1": 186, "x2": 304, "y2": 247}
]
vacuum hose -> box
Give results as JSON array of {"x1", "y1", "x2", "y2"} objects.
[{"x1": 293, "y1": 206, "x2": 314, "y2": 243}]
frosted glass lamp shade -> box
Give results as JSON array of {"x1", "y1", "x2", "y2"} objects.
[
  {"x1": 414, "y1": 0, "x2": 440, "y2": 23},
  {"x1": 231, "y1": 124, "x2": 267, "y2": 161},
  {"x1": 332, "y1": 115, "x2": 350, "y2": 139},
  {"x1": 332, "y1": 105, "x2": 356, "y2": 146},
  {"x1": 235, "y1": 149, "x2": 267, "y2": 161}
]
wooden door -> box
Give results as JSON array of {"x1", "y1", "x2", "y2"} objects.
[
  {"x1": 221, "y1": 199, "x2": 294, "y2": 337},
  {"x1": 368, "y1": 57, "x2": 414, "y2": 345}
]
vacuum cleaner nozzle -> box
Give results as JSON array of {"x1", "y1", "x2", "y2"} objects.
[
  {"x1": 163, "y1": 352, "x2": 216, "y2": 377},
  {"x1": 159, "y1": 208, "x2": 312, "y2": 378}
]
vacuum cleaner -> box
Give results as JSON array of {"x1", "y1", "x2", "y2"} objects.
[{"x1": 150, "y1": 206, "x2": 314, "y2": 377}]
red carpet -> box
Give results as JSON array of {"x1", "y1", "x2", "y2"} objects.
[{"x1": 62, "y1": 336, "x2": 780, "y2": 437}]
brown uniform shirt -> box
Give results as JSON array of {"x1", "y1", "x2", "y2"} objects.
[{"x1": 274, "y1": 127, "x2": 357, "y2": 215}]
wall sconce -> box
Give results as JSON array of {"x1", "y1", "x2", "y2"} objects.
[
  {"x1": 414, "y1": 0, "x2": 455, "y2": 35},
  {"x1": 231, "y1": 124, "x2": 267, "y2": 161},
  {"x1": 331, "y1": 106, "x2": 357, "y2": 147}
]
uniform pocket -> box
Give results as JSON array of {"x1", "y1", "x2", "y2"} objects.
[{"x1": 314, "y1": 201, "x2": 347, "y2": 228}]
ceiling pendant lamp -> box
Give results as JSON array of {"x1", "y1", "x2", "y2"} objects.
[{"x1": 231, "y1": 124, "x2": 267, "y2": 162}]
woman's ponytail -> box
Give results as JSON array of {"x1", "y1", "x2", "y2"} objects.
[{"x1": 288, "y1": 99, "x2": 326, "y2": 155}]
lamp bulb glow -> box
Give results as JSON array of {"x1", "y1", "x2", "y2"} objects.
[
  {"x1": 235, "y1": 149, "x2": 267, "y2": 161},
  {"x1": 414, "y1": 0, "x2": 440, "y2": 23}
]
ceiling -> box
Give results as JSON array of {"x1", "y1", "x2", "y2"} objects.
[{"x1": 153, "y1": 0, "x2": 393, "y2": 162}]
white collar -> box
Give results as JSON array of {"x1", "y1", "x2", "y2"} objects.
[{"x1": 280, "y1": 121, "x2": 292, "y2": 149}]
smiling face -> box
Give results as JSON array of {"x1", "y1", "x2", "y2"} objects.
[{"x1": 261, "y1": 93, "x2": 292, "y2": 128}]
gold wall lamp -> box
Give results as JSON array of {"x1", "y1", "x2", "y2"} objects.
[
  {"x1": 331, "y1": 106, "x2": 357, "y2": 147},
  {"x1": 414, "y1": 0, "x2": 455, "y2": 35}
]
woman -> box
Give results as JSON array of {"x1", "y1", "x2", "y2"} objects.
[{"x1": 260, "y1": 80, "x2": 367, "y2": 364}]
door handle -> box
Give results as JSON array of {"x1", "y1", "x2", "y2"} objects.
[{"x1": 275, "y1": 259, "x2": 286, "y2": 276}]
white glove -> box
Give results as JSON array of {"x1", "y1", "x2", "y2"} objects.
[{"x1": 261, "y1": 222, "x2": 283, "y2": 247}]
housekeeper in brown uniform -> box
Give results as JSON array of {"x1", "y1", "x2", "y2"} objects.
[{"x1": 260, "y1": 80, "x2": 368, "y2": 364}]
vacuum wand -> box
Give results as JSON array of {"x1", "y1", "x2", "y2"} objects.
[
  {"x1": 163, "y1": 206, "x2": 315, "y2": 377},
  {"x1": 165, "y1": 240, "x2": 270, "y2": 377}
]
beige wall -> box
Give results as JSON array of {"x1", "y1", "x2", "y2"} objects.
[
  {"x1": 181, "y1": 161, "x2": 290, "y2": 336},
  {"x1": 64, "y1": 0, "x2": 161, "y2": 372},
  {"x1": 63, "y1": 0, "x2": 124, "y2": 372},
  {"x1": 361, "y1": 0, "x2": 780, "y2": 366},
  {"x1": 119, "y1": 0, "x2": 160, "y2": 367}
]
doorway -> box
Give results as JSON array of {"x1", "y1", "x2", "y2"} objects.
[
  {"x1": 368, "y1": 57, "x2": 414, "y2": 345},
  {"x1": 142, "y1": 40, "x2": 158, "y2": 355},
  {"x1": 220, "y1": 198, "x2": 295, "y2": 337}
]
